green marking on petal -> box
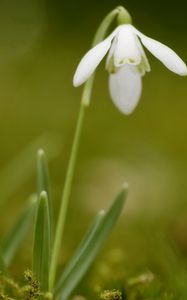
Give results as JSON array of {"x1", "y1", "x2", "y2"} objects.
[
  {"x1": 119, "y1": 58, "x2": 126, "y2": 64},
  {"x1": 106, "y1": 56, "x2": 117, "y2": 74},
  {"x1": 128, "y1": 58, "x2": 136, "y2": 63},
  {"x1": 137, "y1": 55, "x2": 151, "y2": 75}
]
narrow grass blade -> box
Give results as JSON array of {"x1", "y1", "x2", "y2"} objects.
[
  {"x1": 32, "y1": 191, "x2": 51, "y2": 292},
  {"x1": 0, "y1": 194, "x2": 37, "y2": 266},
  {"x1": 37, "y1": 149, "x2": 53, "y2": 236},
  {"x1": 0, "y1": 134, "x2": 61, "y2": 205},
  {"x1": 37, "y1": 149, "x2": 51, "y2": 197},
  {"x1": 55, "y1": 184, "x2": 128, "y2": 300},
  {"x1": 59, "y1": 210, "x2": 105, "y2": 282}
]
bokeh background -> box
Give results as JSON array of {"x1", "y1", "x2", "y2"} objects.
[{"x1": 0, "y1": 0, "x2": 187, "y2": 298}]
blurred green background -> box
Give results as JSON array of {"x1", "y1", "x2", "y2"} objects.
[{"x1": 0, "y1": 0, "x2": 187, "y2": 298}]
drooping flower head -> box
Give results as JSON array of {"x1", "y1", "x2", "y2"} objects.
[{"x1": 73, "y1": 7, "x2": 187, "y2": 114}]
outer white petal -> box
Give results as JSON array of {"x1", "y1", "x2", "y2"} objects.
[
  {"x1": 109, "y1": 65, "x2": 142, "y2": 114},
  {"x1": 73, "y1": 29, "x2": 119, "y2": 87},
  {"x1": 114, "y1": 25, "x2": 141, "y2": 67},
  {"x1": 133, "y1": 26, "x2": 187, "y2": 76},
  {"x1": 105, "y1": 36, "x2": 117, "y2": 70}
]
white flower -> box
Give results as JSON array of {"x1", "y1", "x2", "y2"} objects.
[{"x1": 73, "y1": 24, "x2": 187, "y2": 114}]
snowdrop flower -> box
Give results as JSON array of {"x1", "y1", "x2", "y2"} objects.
[{"x1": 73, "y1": 24, "x2": 187, "y2": 114}]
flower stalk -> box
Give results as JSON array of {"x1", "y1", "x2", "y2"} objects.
[
  {"x1": 49, "y1": 101, "x2": 86, "y2": 291},
  {"x1": 49, "y1": 7, "x2": 125, "y2": 291}
]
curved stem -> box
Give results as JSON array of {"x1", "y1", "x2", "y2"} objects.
[
  {"x1": 49, "y1": 101, "x2": 86, "y2": 290},
  {"x1": 49, "y1": 5, "x2": 124, "y2": 291}
]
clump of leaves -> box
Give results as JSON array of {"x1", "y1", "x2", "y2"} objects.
[{"x1": 0, "y1": 149, "x2": 127, "y2": 300}]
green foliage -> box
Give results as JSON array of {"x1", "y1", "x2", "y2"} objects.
[
  {"x1": 58, "y1": 210, "x2": 106, "y2": 283},
  {"x1": 55, "y1": 184, "x2": 128, "y2": 300},
  {"x1": 0, "y1": 195, "x2": 37, "y2": 267},
  {"x1": 37, "y1": 149, "x2": 53, "y2": 239},
  {"x1": 37, "y1": 149, "x2": 51, "y2": 197},
  {"x1": 0, "y1": 135, "x2": 60, "y2": 205},
  {"x1": 32, "y1": 192, "x2": 51, "y2": 292}
]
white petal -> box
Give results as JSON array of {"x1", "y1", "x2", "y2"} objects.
[
  {"x1": 105, "y1": 36, "x2": 117, "y2": 70},
  {"x1": 133, "y1": 27, "x2": 187, "y2": 76},
  {"x1": 109, "y1": 65, "x2": 142, "y2": 114},
  {"x1": 114, "y1": 25, "x2": 141, "y2": 67},
  {"x1": 73, "y1": 29, "x2": 118, "y2": 87}
]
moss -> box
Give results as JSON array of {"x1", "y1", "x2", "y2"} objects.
[
  {"x1": 100, "y1": 289, "x2": 122, "y2": 300},
  {"x1": 0, "y1": 270, "x2": 53, "y2": 300}
]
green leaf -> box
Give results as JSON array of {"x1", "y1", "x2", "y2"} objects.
[
  {"x1": 59, "y1": 210, "x2": 105, "y2": 282},
  {"x1": 55, "y1": 184, "x2": 128, "y2": 300},
  {"x1": 32, "y1": 191, "x2": 51, "y2": 292},
  {"x1": 0, "y1": 134, "x2": 61, "y2": 205},
  {"x1": 0, "y1": 194, "x2": 37, "y2": 266},
  {"x1": 37, "y1": 149, "x2": 51, "y2": 197},
  {"x1": 37, "y1": 149, "x2": 53, "y2": 236}
]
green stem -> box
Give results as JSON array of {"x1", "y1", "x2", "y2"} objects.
[
  {"x1": 49, "y1": 100, "x2": 86, "y2": 290},
  {"x1": 49, "y1": 5, "x2": 127, "y2": 291}
]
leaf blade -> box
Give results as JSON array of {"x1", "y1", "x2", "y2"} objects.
[
  {"x1": 0, "y1": 194, "x2": 37, "y2": 266},
  {"x1": 32, "y1": 191, "x2": 51, "y2": 292},
  {"x1": 37, "y1": 149, "x2": 53, "y2": 237},
  {"x1": 55, "y1": 184, "x2": 128, "y2": 300},
  {"x1": 58, "y1": 210, "x2": 105, "y2": 283},
  {"x1": 0, "y1": 134, "x2": 61, "y2": 205}
]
